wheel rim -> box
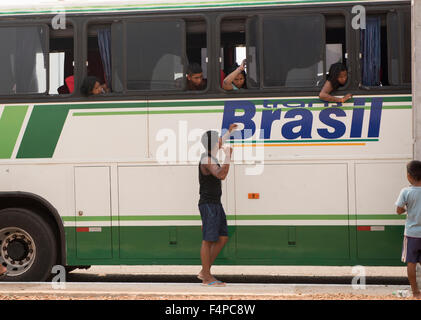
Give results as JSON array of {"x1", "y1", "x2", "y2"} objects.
[{"x1": 0, "y1": 227, "x2": 36, "y2": 277}]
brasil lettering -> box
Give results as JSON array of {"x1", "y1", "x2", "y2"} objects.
[{"x1": 221, "y1": 98, "x2": 382, "y2": 141}]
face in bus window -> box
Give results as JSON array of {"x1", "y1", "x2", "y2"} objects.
[
  {"x1": 91, "y1": 81, "x2": 103, "y2": 95},
  {"x1": 233, "y1": 73, "x2": 245, "y2": 89},
  {"x1": 337, "y1": 71, "x2": 348, "y2": 86},
  {"x1": 187, "y1": 72, "x2": 204, "y2": 88}
]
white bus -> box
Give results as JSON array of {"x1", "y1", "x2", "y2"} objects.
[{"x1": 0, "y1": 0, "x2": 412, "y2": 281}]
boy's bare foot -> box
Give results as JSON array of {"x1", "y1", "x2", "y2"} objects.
[
  {"x1": 202, "y1": 277, "x2": 226, "y2": 286},
  {"x1": 413, "y1": 292, "x2": 421, "y2": 299},
  {"x1": 200, "y1": 274, "x2": 226, "y2": 286}
]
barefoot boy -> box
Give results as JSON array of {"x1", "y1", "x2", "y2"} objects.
[
  {"x1": 395, "y1": 160, "x2": 421, "y2": 299},
  {"x1": 197, "y1": 124, "x2": 237, "y2": 286}
]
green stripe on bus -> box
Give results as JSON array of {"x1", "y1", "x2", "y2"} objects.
[
  {"x1": 61, "y1": 214, "x2": 406, "y2": 222},
  {"x1": 147, "y1": 97, "x2": 411, "y2": 108},
  {"x1": 73, "y1": 104, "x2": 411, "y2": 117},
  {"x1": 17, "y1": 105, "x2": 69, "y2": 159},
  {"x1": 0, "y1": 1, "x2": 383, "y2": 16},
  {"x1": 0, "y1": 105, "x2": 28, "y2": 159}
]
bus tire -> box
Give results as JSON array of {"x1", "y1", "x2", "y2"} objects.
[{"x1": 0, "y1": 208, "x2": 57, "y2": 282}]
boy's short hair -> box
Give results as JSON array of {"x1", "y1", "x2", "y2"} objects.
[
  {"x1": 187, "y1": 63, "x2": 203, "y2": 76},
  {"x1": 80, "y1": 76, "x2": 99, "y2": 96},
  {"x1": 407, "y1": 160, "x2": 421, "y2": 181},
  {"x1": 201, "y1": 130, "x2": 219, "y2": 151}
]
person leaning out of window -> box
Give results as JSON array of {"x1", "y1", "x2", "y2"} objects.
[
  {"x1": 319, "y1": 62, "x2": 352, "y2": 103},
  {"x1": 222, "y1": 59, "x2": 247, "y2": 91}
]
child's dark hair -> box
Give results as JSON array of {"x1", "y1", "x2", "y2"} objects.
[
  {"x1": 407, "y1": 160, "x2": 421, "y2": 181},
  {"x1": 201, "y1": 130, "x2": 219, "y2": 151},
  {"x1": 187, "y1": 63, "x2": 203, "y2": 76},
  {"x1": 327, "y1": 62, "x2": 347, "y2": 90},
  {"x1": 80, "y1": 76, "x2": 99, "y2": 96},
  {"x1": 227, "y1": 63, "x2": 247, "y2": 89}
]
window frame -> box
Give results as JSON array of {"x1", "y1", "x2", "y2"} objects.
[
  {"x1": 387, "y1": 8, "x2": 411, "y2": 86},
  {"x1": 216, "y1": 8, "x2": 351, "y2": 95},
  {"x1": 48, "y1": 18, "x2": 77, "y2": 97},
  {"x1": 260, "y1": 13, "x2": 326, "y2": 90},
  {"x1": 83, "y1": 13, "x2": 210, "y2": 98},
  {"x1": 0, "y1": 18, "x2": 77, "y2": 99},
  {"x1": 355, "y1": 6, "x2": 411, "y2": 91},
  {"x1": 121, "y1": 18, "x2": 187, "y2": 93},
  {"x1": 0, "y1": 21, "x2": 50, "y2": 97}
]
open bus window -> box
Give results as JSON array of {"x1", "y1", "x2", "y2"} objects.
[
  {"x1": 360, "y1": 10, "x2": 411, "y2": 87},
  {"x1": 49, "y1": 22, "x2": 74, "y2": 95},
  {"x1": 186, "y1": 18, "x2": 208, "y2": 91},
  {"x1": 88, "y1": 24, "x2": 112, "y2": 93},
  {"x1": 246, "y1": 16, "x2": 260, "y2": 89},
  {"x1": 0, "y1": 25, "x2": 48, "y2": 95},
  {"x1": 325, "y1": 14, "x2": 347, "y2": 82},
  {"x1": 220, "y1": 17, "x2": 247, "y2": 91}
]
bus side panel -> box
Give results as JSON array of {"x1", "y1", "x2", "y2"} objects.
[
  {"x1": 234, "y1": 163, "x2": 350, "y2": 260},
  {"x1": 117, "y1": 165, "x2": 234, "y2": 260},
  {"x1": 355, "y1": 162, "x2": 407, "y2": 261}
]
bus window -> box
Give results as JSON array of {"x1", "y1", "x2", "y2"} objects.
[
  {"x1": 360, "y1": 15, "x2": 386, "y2": 86},
  {"x1": 109, "y1": 17, "x2": 207, "y2": 93},
  {"x1": 360, "y1": 10, "x2": 411, "y2": 87},
  {"x1": 262, "y1": 15, "x2": 325, "y2": 88},
  {"x1": 186, "y1": 17, "x2": 208, "y2": 91},
  {"x1": 88, "y1": 23, "x2": 111, "y2": 92},
  {"x1": 243, "y1": 13, "x2": 346, "y2": 90},
  {"x1": 325, "y1": 15, "x2": 347, "y2": 80},
  {"x1": 401, "y1": 10, "x2": 411, "y2": 85},
  {"x1": 111, "y1": 19, "x2": 186, "y2": 92},
  {"x1": 246, "y1": 16, "x2": 260, "y2": 89},
  {"x1": 387, "y1": 10, "x2": 411, "y2": 85},
  {"x1": 220, "y1": 17, "x2": 247, "y2": 90},
  {"x1": 49, "y1": 22, "x2": 74, "y2": 95},
  {"x1": 0, "y1": 25, "x2": 48, "y2": 95}
]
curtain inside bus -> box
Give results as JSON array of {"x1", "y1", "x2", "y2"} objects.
[
  {"x1": 361, "y1": 16, "x2": 381, "y2": 86},
  {"x1": 0, "y1": 26, "x2": 47, "y2": 95},
  {"x1": 98, "y1": 28, "x2": 112, "y2": 90}
]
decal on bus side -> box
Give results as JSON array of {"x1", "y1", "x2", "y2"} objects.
[{"x1": 222, "y1": 98, "x2": 383, "y2": 141}]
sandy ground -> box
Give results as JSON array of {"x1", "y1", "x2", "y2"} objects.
[
  {"x1": 0, "y1": 293, "x2": 417, "y2": 300},
  {"x1": 0, "y1": 265, "x2": 417, "y2": 300}
]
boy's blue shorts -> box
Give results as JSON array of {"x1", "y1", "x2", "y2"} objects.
[
  {"x1": 199, "y1": 203, "x2": 228, "y2": 242},
  {"x1": 401, "y1": 236, "x2": 421, "y2": 263}
]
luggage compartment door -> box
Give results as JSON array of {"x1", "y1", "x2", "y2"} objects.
[{"x1": 74, "y1": 166, "x2": 112, "y2": 259}]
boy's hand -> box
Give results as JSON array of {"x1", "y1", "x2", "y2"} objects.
[
  {"x1": 396, "y1": 206, "x2": 406, "y2": 215},
  {"x1": 341, "y1": 94, "x2": 352, "y2": 103},
  {"x1": 239, "y1": 59, "x2": 246, "y2": 71},
  {"x1": 228, "y1": 123, "x2": 238, "y2": 133}
]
